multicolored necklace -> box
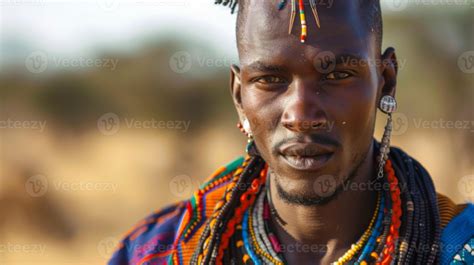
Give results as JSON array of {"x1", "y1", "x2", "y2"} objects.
[
  {"x1": 192, "y1": 142, "x2": 440, "y2": 265},
  {"x1": 233, "y1": 159, "x2": 402, "y2": 265}
]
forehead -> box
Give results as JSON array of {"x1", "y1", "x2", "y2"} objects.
[{"x1": 238, "y1": 1, "x2": 374, "y2": 66}]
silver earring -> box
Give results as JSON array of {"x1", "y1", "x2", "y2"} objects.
[
  {"x1": 376, "y1": 95, "x2": 397, "y2": 181},
  {"x1": 379, "y1": 95, "x2": 397, "y2": 114}
]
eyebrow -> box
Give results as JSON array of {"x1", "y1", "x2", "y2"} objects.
[
  {"x1": 244, "y1": 61, "x2": 289, "y2": 72},
  {"x1": 244, "y1": 53, "x2": 368, "y2": 73},
  {"x1": 334, "y1": 53, "x2": 368, "y2": 65}
]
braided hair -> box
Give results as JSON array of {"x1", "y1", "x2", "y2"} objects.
[
  {"x1": 191, "y1": 140, "x2": 441, "y2": 264},
  {"x1": 214, "y1": 0, "x2": 239, "y2": 14},
  {"x1": 191, "y1": 141, "x2": 265, "y2": 264},
  {"x1": 389, "y1": 145, "x2": 441, "y2": 264}
]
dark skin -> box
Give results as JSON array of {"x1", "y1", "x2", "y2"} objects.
[{"x1": 230, "y1": 1, "x2": 398, "y2": 264}]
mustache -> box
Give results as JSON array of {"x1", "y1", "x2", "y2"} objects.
[{"x1": 272, "y1": 134, "x2": 341, "y2": 155}]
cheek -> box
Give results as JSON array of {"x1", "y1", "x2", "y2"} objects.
[
  {"x1": 241, "y1": 87, "x2": 282, "y2": 155},
  {"x1": 241, "y1": 86, "x2": 281, "y2": 126},
  {"x1": 327, "y1": 79, "x2": 378, "y2": 143},
  {"x1": 240, "y1": 86, "x2": 261, "y2": 112}
]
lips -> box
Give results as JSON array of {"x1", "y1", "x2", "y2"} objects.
[{"x1": 279, "y1": 142, "x2": 335, "y2": 171}]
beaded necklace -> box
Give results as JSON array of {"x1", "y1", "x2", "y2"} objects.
[
  {"x1": 192, "y1": 142, "x2": 440, "y2": 265},
  {"x1": 232, "y1": 158, "x2": 401, "y2": 265},
  {"x1": 250, "y1": 192, "x2": 284, "y2": 264}
]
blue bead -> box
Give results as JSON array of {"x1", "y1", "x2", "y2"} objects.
[
  {"x1": 242, "y1": 210, "x2": 261, "y2": 265},
  {"x1": 278, "y1": 0, "x2": 287, "y2": 10}
]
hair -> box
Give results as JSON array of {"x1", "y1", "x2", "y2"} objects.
[
  {"x1": 361, "y1": 0, "x2": 383, "y2": 50},
  {"x1": 191, "y1": 140, "x2": 441, "y2": 264},
  {"x1": 215, "y1": 0, "x2": 383, "y2": 51}
]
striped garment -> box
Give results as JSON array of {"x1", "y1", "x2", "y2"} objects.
[{"x1": 108, "y1": 157, "x2": 474, "y2": 265}]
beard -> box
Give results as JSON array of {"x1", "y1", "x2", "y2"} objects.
[{"x1": 274, "y1": 148, "x2": 370, "y2": 206}]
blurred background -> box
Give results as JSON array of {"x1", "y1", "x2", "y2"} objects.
[{"x1": 0, "y1": 0, "x2": 472, "y2": 264}]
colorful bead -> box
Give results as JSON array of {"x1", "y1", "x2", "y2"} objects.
[
  {"x1": 212, "y1": 158, "x2": 404, "y2": 265},
  {"x1": 334, "y1": 191, "x2": 383, "y2": 264},
  {"x1": 243, "y1": 210, "x2": 261, "y2": 265},
  {"x1": 298, "y1": 0, "x2": 307, "y2": 43},
  {"x1": 451, "y1": 238, "x2": 474, "y2": 264},
  {"x1": 357, "y1": 195, "x2": 386, "y2": 263},
  {"x1": 279, "y1": 0, "x2": 321, "y2": 43}
]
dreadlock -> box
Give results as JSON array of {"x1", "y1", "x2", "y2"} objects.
[
  {"x1": 191, "y1": 140, "x2": 441, "y2": 264},
  {"x1": 191, "y1": 150, "x2": 266, "y2": 264},
  {"x1": 381, "y1": 143, "x2": 441, "y2": 264},
  {"x1": 214, "y1": 0, "x2": 239, "y2": 14}
]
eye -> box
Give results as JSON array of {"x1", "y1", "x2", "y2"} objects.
[
  {"x1": 324, "y1": 71, "x2": 351, "y2": 80},
  {"x1": 255, "y1": 76, "x2": 287, "y2": 84}
]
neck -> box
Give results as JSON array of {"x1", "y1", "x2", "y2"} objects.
[{"x1": 268, "y1": 145, "x2": 378, "y2": 263}]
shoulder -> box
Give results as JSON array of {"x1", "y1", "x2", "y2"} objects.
[
  {"x1": 437, "y1": 193, "x2": 474, "y2": 264},
  {"x1": 108, "y1": 156, "x2": 245, "y2": 265},
  {"x1": 108, "y1": 201, "x2": 188, "y2": 265}
]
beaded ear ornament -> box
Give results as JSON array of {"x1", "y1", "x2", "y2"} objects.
[{"x1": 278, "y1": 0, "x2": 321, "y2": 43}]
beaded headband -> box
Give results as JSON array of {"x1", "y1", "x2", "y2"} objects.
[{"x1": 278, "y1": 0, "x2": 321, "y2": 43}]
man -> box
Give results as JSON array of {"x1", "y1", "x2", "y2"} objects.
[{"x1": 109, "y1": 1, "x2": 473, "y2": 264}]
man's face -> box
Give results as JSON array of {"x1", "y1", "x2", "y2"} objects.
[{"x1": 231, "y1": 1, "x2": 395, "y2": 203}]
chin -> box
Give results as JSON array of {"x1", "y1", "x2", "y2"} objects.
[
  {"x1": 274, "y1": 174, "x2": 344, "y2": 206},
  {"x1": 273, "y1": 165, "x2": 346, "y2": 202}
]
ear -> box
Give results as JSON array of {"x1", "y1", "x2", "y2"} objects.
[
  {"x1": 379, "y1": 47, "x2": 398, "y2": 100},
  {"x1": 230, "y1": 64, "x2": 246, "y2": 123}
]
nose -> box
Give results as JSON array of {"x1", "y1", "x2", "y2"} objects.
[{"x1": 281, "y1": 81, "x2": 328, "y2": 133}]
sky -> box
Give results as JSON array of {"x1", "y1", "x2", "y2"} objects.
[
  {"x1": 0, "y1": 0, "x2": 471, "y2": 66},
  {"x1": 0, "y1": 0, "x2": 238, "y2": 66}
]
